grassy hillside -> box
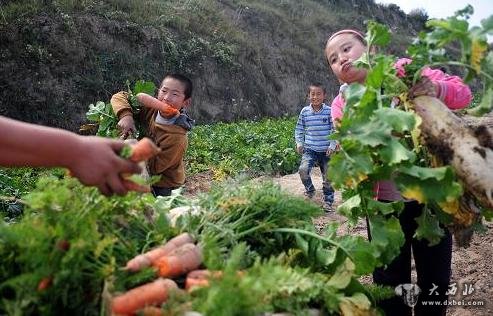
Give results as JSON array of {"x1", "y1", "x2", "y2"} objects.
[{"x1": 0, "y1": 0, "x2": 425, "y2": 130}]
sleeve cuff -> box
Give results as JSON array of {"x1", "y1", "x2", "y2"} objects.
[
  {"x1": 435, "y1": 82, "x2": 447, "y2": 102},
  {"x1": 118, "y1": 109, "x2": 133, "y2": 120}
]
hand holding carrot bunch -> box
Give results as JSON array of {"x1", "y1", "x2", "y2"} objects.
[
  {"x1": 67, "y1": 136, "x2": 143, "y2": 196},
  {"x1": 0, "y1": 116, "x2": 145, "y2": 196}
]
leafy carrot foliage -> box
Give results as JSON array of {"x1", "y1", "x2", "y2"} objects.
[{"x1": 329, "y1": 8, "x2": 493, "y2": 254}]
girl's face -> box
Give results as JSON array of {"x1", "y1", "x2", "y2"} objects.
[{"x1": 325, "y1": 33, "x2": 367, "y2": 84}]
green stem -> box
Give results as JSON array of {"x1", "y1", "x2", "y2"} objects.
[
  {"x1": 94, "y1": 108, "x2": 115, "y2": 119},
  {"x1": 236, "y1": 223, "x2": 269, "y2": 238},
  {"x1": 270, "y1": 228, "x2": 353, "y2": 260}
]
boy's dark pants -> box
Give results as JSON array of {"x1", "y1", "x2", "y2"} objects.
[
  {"x1": 368, "y1": 201, "x2": 452, "y2": 316},
  {"x1": 152, "y1": 186, "x2": 174, "y2": 197},
  {"x1": 298, "y1": 148, "x2": 334, "y2": 205}
]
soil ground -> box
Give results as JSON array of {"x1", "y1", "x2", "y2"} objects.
[{"x1": 185, "y1": 168, "x2": 493, "y2": 316}]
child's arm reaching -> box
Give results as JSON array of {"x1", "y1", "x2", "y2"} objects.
[
  {"x1": 111, "y1": 91, "x2": 137, "y2": 139},
  {"x1": 395, "y1": 58, "x2": 472, "y2": 109},
  {"x1": 0, "y1": 116, "x2": 141, "y2": 196},
  {"x1": 294, "y1": 111, "x2": 306, "y2": 154},
  {"x1": 422, "y1": 67, "x2": 472, "y2": 109}
]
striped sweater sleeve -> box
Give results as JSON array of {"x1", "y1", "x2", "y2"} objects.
[{"x1": 294, "y1": 109, "x2": 305, "y2": 146}]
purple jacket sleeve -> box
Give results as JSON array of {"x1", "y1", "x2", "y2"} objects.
[
  {"x1": 330, "y1": 94, "x2": 345, "y2": 124},
  {"x1": 395, "y1": 58, "x2": 472, "y2": 110}
]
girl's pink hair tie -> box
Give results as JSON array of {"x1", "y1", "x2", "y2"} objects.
[{"x1": 327, "y1": 29, "x2": 365, "y2": 43}]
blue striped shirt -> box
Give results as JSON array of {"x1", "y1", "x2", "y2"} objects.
[{"x1": 294, "y1": 103, "x2": 336, "y2": 152}]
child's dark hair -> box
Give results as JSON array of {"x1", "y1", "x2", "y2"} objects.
[
  {"x1": 308, "y1": 82, "x2": 326, "y2": 94},
  {"x1": 162, "y1": 73, "x2": 193, "y2": 99}
]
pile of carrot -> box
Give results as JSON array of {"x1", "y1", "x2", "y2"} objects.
[
  {"x1": 125, "y1": 233, "x2": 195, "y2": 272},
  {"x1": 136, "y1": 93, "x2": 180, "y2": 119},
  {"x1": 153, "y1": 243, "x2": 202, "y2": 278},
  {"x1": 113, "y1": 233, "x2": 204, "y2": 314}
]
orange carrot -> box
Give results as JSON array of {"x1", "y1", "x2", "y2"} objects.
[
  {"x1": 154, "y1": 243, "x2": 203, "y2": 278},
  {"x1": 159, "y1": 233, "x2": 195, "y2": 255},
  {"x1": 37, "y1": 276, "x2": 52, "y2": 291},
  {"x1": 185, "y1": 270, "x2": 218, "y2": 290},
  {"x1": 126, "y1": 233, "x2": 195, "y2": 272},
  {"x1": 184, "y1": 270, "x2": 245, "y2": 291},
  {"x1": 128, "y1": 137, "x2": 161, "y2": 163},
  {"x1": 136, "y1": 93, "x2": 180, "y2": 119},
  {"x1": 126, "y1": 254, "x2": 151, "y2": 272},
  {"x1": 111, "y1": 278, "x2": 177, "y2": 315}
]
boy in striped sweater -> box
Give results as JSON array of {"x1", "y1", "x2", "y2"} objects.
[{"x1": 294, "y1": 83, "x2": 337, "y2": 211}]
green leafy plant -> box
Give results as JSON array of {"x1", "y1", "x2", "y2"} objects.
[
  {"x1": 187, "y1": 117, "x2": 299, "y2": 177},
  {"x1": 83, "y1": 80, "x2": 156, "y2": 138},
  {"x1": 329, "y1": 7, "x2": 493, "y2": 258},
  {"x1": 0, "y1": 177, "x2": 175, "y2": 315},
  {"x1": 1, "y1": 175, "x2": 387, "y2": 315}
]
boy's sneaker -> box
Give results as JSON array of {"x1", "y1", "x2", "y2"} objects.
[
  {"x1": 304, "y1": 191, "x2": 315, "y2": 199},
  {"x1": 322, "y1": 203, "x2": 334, "y2": 213}
]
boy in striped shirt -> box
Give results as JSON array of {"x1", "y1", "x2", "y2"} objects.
[{"x1": 294, "y1": 83, "x2": 337, "y2": 211}]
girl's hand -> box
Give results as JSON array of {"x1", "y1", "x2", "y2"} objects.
[{"x1": 408, "y1": 77, "x2": 437, "y2": 100}]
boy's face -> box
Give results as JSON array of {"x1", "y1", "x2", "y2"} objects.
[
  {"x1": 157, "y1": 77, "x2": 190, "y2": 110},
  {"x1": 325, "y1": 33, "x2": 367, "y2": 84},
  {"x1": 308, "y1": 86, "x2": 325, "y2": 107}
]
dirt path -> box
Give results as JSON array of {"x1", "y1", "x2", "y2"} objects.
[
  {"x1": 270, "y1": 169, "x2": 493, "y2": 316},
  {"x1": 185, "y1": 169, "x2": 492, "y2": 315}
]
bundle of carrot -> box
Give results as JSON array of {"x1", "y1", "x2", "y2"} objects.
[
  {"x1": 65, "y1": 137, "x2": 159, "y2": 193},
  {"x1": 153, "y1": 243, "x2": 203, "y2": 278},
  {"x1": 120, "y1": 137, "x2": 161, "y2": 193},
  {"x1": 112, "y1": 233, "x2": 204, "y2": 314},
  {"x1": 136, "y1": 93, "x2": 180, "y2": 119},
  {"x1": 125, "y1": 233, "x2": 195, "y2": 272}
]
